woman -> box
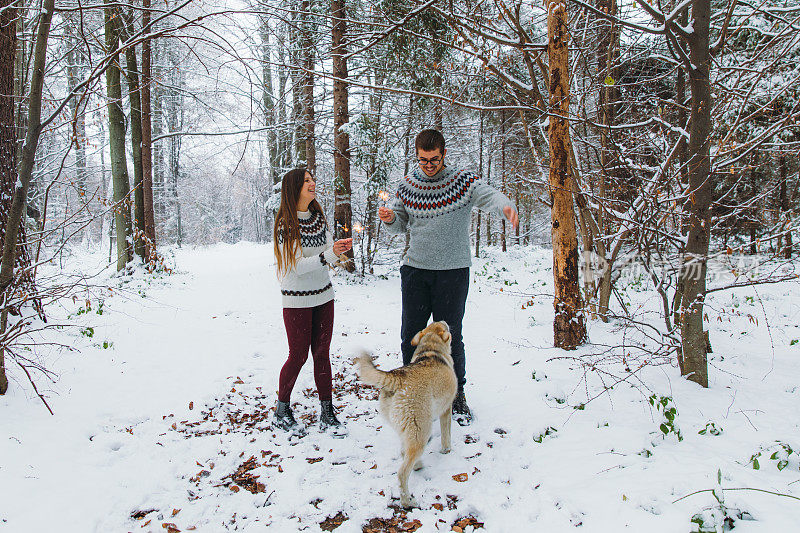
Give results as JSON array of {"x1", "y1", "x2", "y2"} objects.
[{"x1": 273, "y1": 168, "x2": 352, "y2": 435}]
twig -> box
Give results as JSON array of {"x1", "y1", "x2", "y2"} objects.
[
  {"x1": 673, "y1": 486, "x2": 800, "y2": 504},
  {"x1": 16, "y1": 359, "x2": 54, "y2": 415}
]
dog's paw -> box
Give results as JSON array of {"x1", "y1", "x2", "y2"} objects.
[
  {"x1": 400, "y1": 495, "x2": 419, "y2": 509},
  {"x1": 440, "y1": 446, "x2": 451, "y2": 454},
  {"x1": 413, "y1": 460, "x2": 424, "y2": 471}
]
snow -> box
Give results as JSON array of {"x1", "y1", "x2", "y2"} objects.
[{"x1": 2, "y1": 242, "x2": 800, "y2": 532}]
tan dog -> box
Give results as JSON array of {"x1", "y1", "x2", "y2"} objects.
[{"x1": 356, "y1": 321, "x2": 457, "y2": 508}]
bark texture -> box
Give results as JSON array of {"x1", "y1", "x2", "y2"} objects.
[
  {"x1": 547, "y1": 0, "x2": 585, "y2": 349},
  {"x1": 332, "y1": 0, "x2": 353, "y2": 271},
  {"x1": 299, "y1": 0, "x2": 315, "y2": 171},
  {"x1": 141, "y1": 0, "x2": 156, "y2": 259},
  {"x1": 595, "y1": 0, "x2": 619, "y2": 320},
  {"x1": 0, "y1": 0, "x2": 18, "y2": 394},
  {"x1": 105, "y1": 1, "x2": 133, "y2": 270},
  {"x1": 0, "y1": 0, "x2": 55, "y2": 394},
  {"x1": 122, "y1": 16, "x2": 146, "y2": 261},
  {"x1": 678, "y1": 0, "x2": 712, "y2": 387}
]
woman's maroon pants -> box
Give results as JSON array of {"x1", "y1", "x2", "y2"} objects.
[{"x1": 278, "y1": 300, "x2": 334, "y2": 403}]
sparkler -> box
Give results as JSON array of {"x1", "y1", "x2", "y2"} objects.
[{"x1": 378, "y1": 190, "x2": 390, "y2": 206}]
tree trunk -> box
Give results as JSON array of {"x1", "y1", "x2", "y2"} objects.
[
  {"x1": 105, "y1": 1, "x2": 133, "y2": 270},
  {"x1": 64, "y1": 18, "x2": 88, "y2": 205},
  {"x1": 547, "y1": 0, "x2": 585, "y2": 349},
  {"x1": 403, "y1": 93, "x2": 413, "y2": 258},
  {"x1": 678, "y1": 0, "x2": 712, "y2": 388},
  {"x1": 141, "y1": 0, "x2": 156, "y2": 260},
  {"x1": 1, "y1": 0, "x2": 32, "y2": 269},
  {"x1": 475, "y1": 99, "x2": 483, "y2": 258},
  {"x1": 291, "y1": 12, "x2": 304, "y2": 167},
  {"x1": 165, "y1": 40, "x2": 183, "y2": 245},
  {"x1": 331, "y1": 0, "x2": 353, "y2": 271},
  {"x1": 595, "y1": 0, "x2": 619, "y2": 320},
  {"x1": 0, "y1": 0, "x2": 55, "y2": 394},
  {"x1": 433, "y1": 72, "x2": 443, "y2": 131},
  {"x1": 260, "y1": 18, "x2": 280, "y2": 184},
  {"x1": 276, "y1": 28, "x2": 290, "y2": 175},
  {"x1": 13, "y1": 3, "x2": 27, "y2": 167},
  {"x1": 121, "y1": 15, "x2": 146, "y2": 261},
  {"x1": 748, "y1": 161, "x2": 757, "y2": 255},
  {"x1": 299, "y1": 0, "x2": 315, "y2": 171},
  {"x1": 0, "y1": 0, "x2": 19, "y2": 394},
  {"x1": 485, "y1": 157, "x2": 492, "y2": 246},
  {"x1": 672, "y1": 6, "x2": 690, "y2": 333},
  {"x1": 404, "y1": 93, "x2": 413, "y2": 177},
  {"x1": 515, "y1": 188, "x2": 520, "y2": 244},
  {"x1": 151, "y1": 41, "x2": 165, "y2": 219},
  {"x1": 1, "y1": 0, "x2": 19, "y2": 255},
  {"x1": 779, "y1": 154, "x2": 792, "y2": 258},
  {"x1": 500, "y1": 109, "x2": 507, "y2": 252},
  {"x1": 596, "y1": 0, "x2": 618, "y2": 231},
  {"x1": 364, "y1": 72, "x2": 384, "y2": 273}
]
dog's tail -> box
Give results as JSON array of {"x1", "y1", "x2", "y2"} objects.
[{"x1": 355, "y1": 351, "x2": 404, "y2": 392}]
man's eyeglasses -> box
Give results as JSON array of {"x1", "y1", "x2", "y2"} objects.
[{"x1": 417, "y1": 157, "x2": 442, "y2": 167}]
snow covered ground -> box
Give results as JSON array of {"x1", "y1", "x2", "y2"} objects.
[{"x1": 2, "y1": 242, "x2": 799, "y2": 532}]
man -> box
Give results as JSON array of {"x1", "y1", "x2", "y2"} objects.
[{"x1": 378, "y1": 129, "x2": 518, "y2": 425}]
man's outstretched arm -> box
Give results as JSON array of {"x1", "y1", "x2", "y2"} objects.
[{"x1": 472, "y1": 178, "x2": 519, "y2": 229}]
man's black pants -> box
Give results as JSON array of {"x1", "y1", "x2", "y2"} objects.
[{"x1": 400, "y1": 265, "x2": 469, "y2": 391}]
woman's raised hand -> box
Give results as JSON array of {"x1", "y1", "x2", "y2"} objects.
[{"x1": 333, "y1": 238, "x2": 353, "y2": 255}]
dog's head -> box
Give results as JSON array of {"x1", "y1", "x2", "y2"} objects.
[{"x1": 410, "y1": 321, "x2": 451, "y2": 347}]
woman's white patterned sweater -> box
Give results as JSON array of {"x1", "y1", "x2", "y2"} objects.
[
  {"x1": 383, "y1": 165, "x2": 513, "y2": 270},
  {"x1": 276, "y1": 209, "x2": 338, "y2": 308}
]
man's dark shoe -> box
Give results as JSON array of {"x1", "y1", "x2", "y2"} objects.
[
  {"x1": 274, "y1": 400, "x2": 305, "y2": 435},
  {"x1": 452, "y1": 389, "x2": 473, "y2": 426},
  {"x1": 320, "y1": 400, "x2": 347, "y2": 437}
]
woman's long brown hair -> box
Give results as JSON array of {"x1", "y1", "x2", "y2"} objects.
[{"x1": 273, "y1": 168, "x2": 326, "y2": 276}]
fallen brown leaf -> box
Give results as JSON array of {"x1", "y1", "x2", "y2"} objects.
[
  {"x1": 452, "y1": 516, "x2": 485, "y2": 530},
  {"x1": 319, "y1": 511, "x2": 348, "y2": 531},
  {"x1": 402, "y1": 519, "x2": 422, "y2": 531}
]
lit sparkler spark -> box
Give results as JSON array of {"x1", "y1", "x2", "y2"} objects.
[{"x1": 378, "y1": 190, "x2": 390, "y2": 205}]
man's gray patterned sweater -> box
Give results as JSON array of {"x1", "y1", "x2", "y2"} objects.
[{"x1": 383, "y1": 165, "x2": 513, "y2": 270}]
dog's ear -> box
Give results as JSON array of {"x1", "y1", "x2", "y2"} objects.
[
  {"x1": 411, "y1": 330, "x2": 422, "y2": 346},
  {"x1": 432, "y1": 322, "x2": 451, "y2": 343}
]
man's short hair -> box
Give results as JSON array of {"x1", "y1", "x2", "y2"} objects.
[{"x1": 415, "y1": 129, "x2": 445, "y2": 154}]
